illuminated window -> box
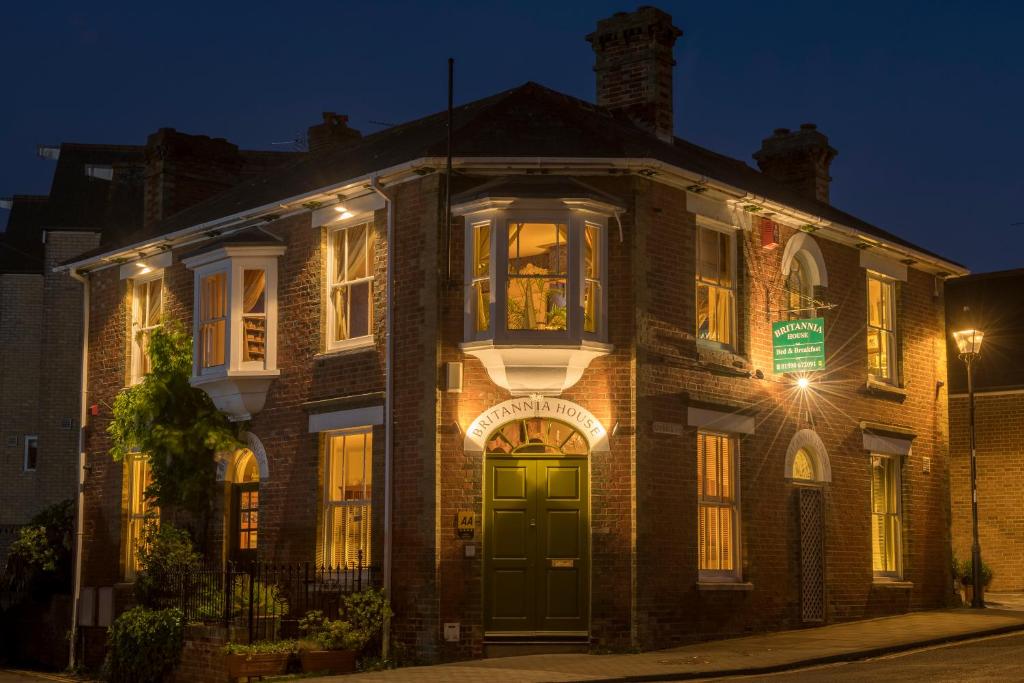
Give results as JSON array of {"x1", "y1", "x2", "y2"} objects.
[
  {"x1": 184, "y1": 244, "x2": 283, "y2": 381},
  {"x1": 791, "y1": 448, "x2": 816, "y2": 481},
  {"x1": 866, "y1": 272, "x2": 897, "y2": 383},
  {"x1": 470, "y1": 222, "x2": 491, "y2": 334},
  {"x1": 870, "y1": 454, "x2": 902, "y2": 577},
  {"x1": 459, "y1": 200, "x2": 610, "y2": 343},
  {"x1": 785, "y1": 255, "x2": 813, "y2": 320},
  {"x1": 323, "y1": 429, "x2": 373, "y2": 568},
  {"x1": 199, "y1": 272, "x2": 227, "y2": 369},
  {"x1": 507, "y1": 222, "x2": 569, "y2": 331},
  {"x1": 698, "y1": 431, "x2": 739, "y2": 580},
  {"x1": 696, "y1": 225, "x2": 736, "y2": 347},
  {"x1": 131, "y1": 275, "x2": 163, "y2": 382},
  {"x1": 327, "y1": 222, "x2": 375, "y2": 349},
  {"x1": 125, "y1": 454, "x2": 157, "y2": 580}
]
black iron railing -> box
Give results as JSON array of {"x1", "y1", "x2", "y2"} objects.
[{"x1": 165, "y1": 553, "x2": 376, "y2": 642}]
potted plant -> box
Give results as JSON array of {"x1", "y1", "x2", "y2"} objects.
[
  {"x1": 959, "y1": 557, "x2": 994, "y2": 605},
  {"x1": 297, "y1": 610, "x2": 359, "y2": 675},
  {"x1": 222, "y1": 640, "x2": 297, "y2": 680},
  {"x1": 297, "y1": 590, "x2": 392, "y2": 674}
]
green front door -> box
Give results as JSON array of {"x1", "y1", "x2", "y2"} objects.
[{"x1": 484, "y1": 457, "x2": 589, "y2": 635}]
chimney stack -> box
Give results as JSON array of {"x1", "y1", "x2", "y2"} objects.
[
  {"x1": 587, "y1": 6, "x2": 682, "y2": 143},
  {"x1": 753, "y1": 123, "x2": 838, "y2": 204},
  {"x1": 307, "y1": 112, "x2": 361, "y2": 154}
]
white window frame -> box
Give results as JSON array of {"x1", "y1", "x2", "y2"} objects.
[
  {"x1": 23, "y1": 435, "x2": 38, "y2": 472},
  {"x1": 129, "y1": 271, "x2": 164, "y2": 384},
  {"x1": 183, "y1": 246, "x2": 284, "y2": 380},
  {"x1": 695, "y1": 219, "x2": 738, "y2": 350},
  {"x1": 458, "y1": 199, "x2": 611, "y2": 345},
  {"x1": 322, "y1": 427, "x2": 373, "y2": 570},
  {"x1": 697, "y1": 430, "x2": 741, "y2": 583},
  {"x1": 869, "y1": 452, "x2": 903, "y2": 579},
  {"x1": 325, "y1": 214, "x2": 376, "y2": 352},
  {"x1": 866, "y1": 270, "x2": 898, "y2": 384}
]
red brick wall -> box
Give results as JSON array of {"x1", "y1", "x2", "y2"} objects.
[
  {"x1": 78, "y1": 169, "x2": 953, "y2": 663},
  {"x1": 950, "y1": 392, "x2": 1024, "y2": 591}
]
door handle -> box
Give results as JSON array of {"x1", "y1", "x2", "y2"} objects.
[{"x1": 529, "y1": 518, "x2": 536, "y2": 528}]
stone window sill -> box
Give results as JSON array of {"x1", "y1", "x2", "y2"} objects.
[
  {"x1": 316, "y1": 337, "x2": 376, "y2": 358},
  {"x1": 865, "y1": 376, "x2": 907, "y2": 398},
  {"x1": 697, "y1": 581, "x2": 754, "y2": 591},
  {"x1": 872, "y1": 579, "x2": 913, "y2": 589}
]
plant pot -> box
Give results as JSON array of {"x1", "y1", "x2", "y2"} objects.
[
  {"x1": 225, "y1": 652, "x2": 291, "y2": 679},
  {"x1": 300, "y1": 649, "x2": 357, "y2": 674}
]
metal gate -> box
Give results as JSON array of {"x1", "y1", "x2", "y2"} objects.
[{"x1": 799, "y1": 487, "x2": 825, "y2": 622}]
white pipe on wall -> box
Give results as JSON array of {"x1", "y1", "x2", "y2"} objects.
[{"x1": 67, "y1": 267, "x2": 89, "y2": 670}]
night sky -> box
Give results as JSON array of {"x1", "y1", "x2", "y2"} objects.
[{"x1": 1, "y1": 1, "x2": 1021, "y2": 273}]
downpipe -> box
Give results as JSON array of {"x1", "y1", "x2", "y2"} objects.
[
  {"x1": 67, "y1": 267, "x2": 89, "y2": 670},
  {"x1": 369, "y1": 177, "x2": 394, "y2": 659}
]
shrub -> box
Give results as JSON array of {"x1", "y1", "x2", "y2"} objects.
[
  {"x1": 103, "y1": 607, "x2": 184, "y2": 683},
  {"x1": 230, "y1": 576, "x2": 289, "y2": 618},
  {"x1": 135, "y1": 523, "x2": 200, "y2": 608},
  {"x1": 222, "y1": 640, "x2": 297, "y2": 656},
  {"x1": 959, "y1": 557, "x2": 994, "y2": 587},
  {"x1": 2, "y1": 499, "x2": 74, "y2": 596},
  {"x1": 343, "y1": 589, "x2": 392, "y2": 650},
  {"x1": 298, "y1": 610, "x2": 362, "y2": 651}
]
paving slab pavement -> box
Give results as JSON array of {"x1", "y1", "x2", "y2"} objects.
[{"x1": 312, "y1": 608, "x2": 1024, "y2": 682}]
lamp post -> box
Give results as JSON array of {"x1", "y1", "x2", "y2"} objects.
[{"x1": 953, "y1": 325, "x2": 985, "y2": 608}]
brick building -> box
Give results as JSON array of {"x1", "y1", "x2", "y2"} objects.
[
  {"x1": 63, "y1": 6, "x2": 966, "y2": 662},
  {"x1": 946, "y1": 269, "x2": 1024, "y2": 592}
]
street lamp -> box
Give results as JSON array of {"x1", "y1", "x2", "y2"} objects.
[{"x1": 953, "y1": 325, "x2": 985, "y2": 608}]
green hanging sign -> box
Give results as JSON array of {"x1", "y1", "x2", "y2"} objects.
[{"x1": 772, "y1": 317, "x2": 825, "y2": 374}]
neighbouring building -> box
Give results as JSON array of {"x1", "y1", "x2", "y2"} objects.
[
  {"x1": 64, "y1": 6, "x2": 966, "y2": 663},
  {"x1": 946, "y1": 269, "x2": 1024, "y2": 592}
]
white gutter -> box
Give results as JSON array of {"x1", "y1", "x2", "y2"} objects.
[
  {"x1": 67, "y1": 267, "x2": 89, "y2": 670},
  {"x1": 55, "y1": 156, "x2": 967, "y2": 278},
  {"x1": 368, "y1": 177, "x2": 394, "y2": 659}
]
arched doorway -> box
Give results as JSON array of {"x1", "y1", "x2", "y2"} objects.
[
  {"x1": 229, "y1": 448, "x2": 260, "y2": 565},
  {"x1": 785, "y1": 430, "x2": 831, "y2": 623},
  {"x1": 484, "y1": 416, "x2": 589, "y2": 637}
]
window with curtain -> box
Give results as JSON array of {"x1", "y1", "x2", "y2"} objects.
[
  {"x1": 199, "y1": 272, "x2": 227, "y2": 368},
  {"x1": 323, "y1": 429, "x2": 373, "y2": 568},
  {"x1": 471, "y1": 222, "x2": 491, "y2": 334},
  {"x1": 870, "y1": 454, "x2": 901, "y2": 577},
  {"x1": 125, "y1": 454, "x2": 156, "y2": 580},
  {"x1": 328, "y1": 222, "x2": 375, "y2": 348},
  {"x1": 131, "y1": 276, "x2": 163, "y2": 382},
  {"x1": 696, "y1": 225, "x2": 735, "y2": 347},
  {"x1": 866, "y1": 272, "x2": 897, "y2": 382},
  {"x1": 241, "y1": 269, "x2": 267, "y2": 364},
  {"x1": 23, "y1": 435, "x2": 38, "y2": 472},
  {"x1": 698, "y1": 431, "x2": 739, "y2": 580},
  {"x1": 583, "y1": 223, "x2": 601, "y2": 334}
]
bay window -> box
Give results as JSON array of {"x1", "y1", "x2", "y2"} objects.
[
  {"x1": 696, "y1": 223, "x2": 736, "y2": 348},
  {"x1": 183, "y1": 243, "x2": 284, "y2": 421},
  {"x1": 455, "y1": 193, "x2": 616, "y2": 396}
]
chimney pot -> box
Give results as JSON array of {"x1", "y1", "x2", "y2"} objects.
[
  {"x1": 800, "y1": 123, "x2": 817, "y2": 130},
  {"x1": 307, "y1": 112, "x2": 361, "y2": 154}
]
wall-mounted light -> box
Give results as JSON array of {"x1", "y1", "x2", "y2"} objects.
[
  {"x1": 796, "y1": 377, "x2": 810, "y2": 390},
  {"x1": 135, "y1": 262, "x2": 152, "y2": 275}
]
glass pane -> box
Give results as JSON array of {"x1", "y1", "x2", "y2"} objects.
[
  {"x1": 699, "y1": 287, "x2": 733, "y2": 345},
  {"x1": 202, "y1": 320, "x2": 225, "y2": 368},
  {"x1": 719, "y1": 507, "x2": 733, "y2": 570},
  {"x1": 474, "y1": 224, "x2": 491, "y2": 278},
  {"x1": 332, "y1": 231, "x2": 345, "y2": 283},
  {"x1": 584, "y1": 225, "x2": 598, "y2": 279},
  {"x1": 348, "y1": 281, "x2": 372, "y2": 338},
  {"x1": 146, "y1": 280, "x2": 162, "y2": 326},
  {"x1": 344, "y1": 434, "x2": 367, "y2": 499},
  {"x1": 333, "y1": 286, "x2": 348, "y2": 341},
  {"x1": 584, "y1": 281, "x2": 600, "y2": 334},
  {"x1": 328, "y1": 436, "x2": 346, "y2": 502},
  {"x1": 242, "y1": 317, "x2": 266, "y2": 363},
  {"x1": 474, "y1": 280, "x2": 490, "y2": 333},
  {"x1": 326, "y1": 504, "x2": 371, "y2": 568},
  {"x1": 792, "y1": 449, "x2": 815, "y2": 481},
  {"x1": 242, "y1": 270, "x2": 266, "y2": 315},
  {"x1": 868, "y1": 276, "x2": 892, "y2": 330},
  {"x1": 507, "y1": 277, "x2": 568, "y2": 331},
  {"x1": 346, "y1": 224, "x2": 369, "y2": 280},
  {"x1": 718, "y1": 231, "x2": 732, "y2": 287},
  {"x1": 720, "y1": 437, "x2": 732, "y2": 500},
  {"x1": 697, "y1": 285, "x2": 709, "y2": 340},
  {"x1": 698, "y1": 227, "x2": 720, "y2": 283}
]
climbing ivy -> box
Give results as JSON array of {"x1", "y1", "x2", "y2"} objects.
[{"x1": 108, "y1": 321, "x2": 240, "y2": 534}]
